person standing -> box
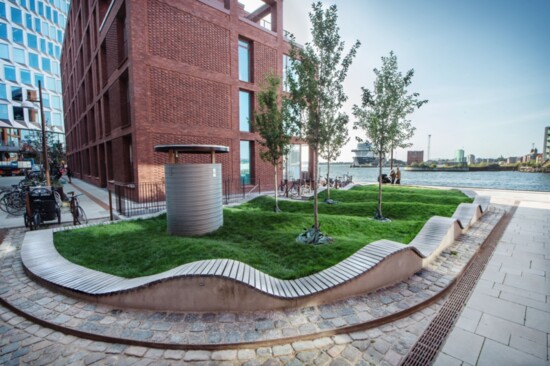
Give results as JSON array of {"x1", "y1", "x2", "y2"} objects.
[
  {"x1": 389, "y1": 169, "x2": 396, "y2": 184},
  {"x1": 395, "y1": 167, "x2": 401, "y2": 184}
]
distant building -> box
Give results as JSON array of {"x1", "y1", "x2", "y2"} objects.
[
  {"x1": 466, "y1": 154, "x2": 475, "y2": 165},
  {"x1": 407, "y1": 150, "x2": 424, "y2": 165},
  {"x1": 455, "y1": 149, "x2": 465, "y2": 163},
  {"x1": 507, "y1": 157, "x2": 518, "y2": 164},
  {"x1": 544, "y1": 127, "x2": 550, "y2": 161},
  {"x1": 523, "y1": 147, "x2": 538, "y2": 163}
]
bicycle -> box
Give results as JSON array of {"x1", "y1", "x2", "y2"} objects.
[{"x1": 68, "y1": 191, "x2": 88, "y2": 225}]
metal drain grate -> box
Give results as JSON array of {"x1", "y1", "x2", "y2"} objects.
[{"x1": 401, "y1": 205, "x2": 517, "y2": 366}]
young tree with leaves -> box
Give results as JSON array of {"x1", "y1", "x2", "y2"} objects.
[
  {"x1": 319, "y1": 113, "x2": 349, "y2": 201},
  {"x1": 287, "y1": 2, "x2": 360, "y2": 237},
  {"x1": 254, "y1": 73, "x2": 296, "y2": 212},
  {"x1": 353, "y1": 51, "x2": 427, "y2": 220}
]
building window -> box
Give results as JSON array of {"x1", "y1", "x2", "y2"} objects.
[
  {"x1": 239, "y1": 90, "x2": 252, "y2": 132},
  {"x1": 238, "y1": 39, "x2": 251, "y2": 82},
  {"x1": 34, "y1": 17, "x2": 40, "y2": 32},
  {"x1": 25, "y1": 13, "x2": 32, "y2": 29},
  {"x1": 0, "y1": 43, "x2": 9, "y2": 60},
  {"x1": 41, "y1": 56, "x2": 51, "y2": 72},
  {"x1": 34, "y1": 73, "x2": 43, "y2": 87},
  {"x1": 240, "y1": 140, "x2": 252, "y2": 185},
  {"x1": 0, "y1": 83, "x2": 7, "y2": 99},
  {"x1": 284, "y1": 144, "x2": 310, "y2": 181},
  {"x1": 0, "y1": 104, "x2": 8, "y2": 120},
  {"x1": 11, "y1": 86, "x2": 22, "y2": 101},
  {"x1": 13, "y1": 106, "x2": 24, "y2": 120},
  {"x1": 4, "y1": 65, "x2": 16, "y2": 81},
  {"x1": 27, "y1": 33, "x2": 37, "y2": 49},
  {"x1": 29, "y1": 52, "x2": 39, "y2": 68},
  {"x1": 20, "y1": 69, "x2": 31, "y2": 84},
  {"x1": 12, "y1": 28, "x2": 24, "y2": 44},
  {"x1": 13, "y1": 47, "x2": 25, "y2": 64},
  {"x1": 0, "y1": 4, "x2": 6, "y2": 19},
  {"x1": 0, "y1": 23, "x2": 7, "y2": 39},
  {"x1": 10, "y1": 7, "x2": 23, "y2": 25}
]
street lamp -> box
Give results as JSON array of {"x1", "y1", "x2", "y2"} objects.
[{"x1": 21, "y1": 80, "x2": 50, "y2": 186}]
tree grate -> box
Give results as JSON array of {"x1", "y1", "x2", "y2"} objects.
[{"x1": 401, "y1": 204, "x2": 517, "y2": 366}]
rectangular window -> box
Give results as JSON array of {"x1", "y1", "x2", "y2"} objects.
[
  {"x1": 4, "y1": 65, "x2": 16, "y2": 81},
  {"x1": 20, "y1": 69, "x2": 31, "y2": 84},
  {"x1": 29, "y1": 0, "x2": 35, "y2": 12},
  {"x1": 47, "y1": 41, "x2": 53, "y2": 56},
  {"x1": 10, "y1": 7, "x2": 22, "y2": 25},
  {"x1": 13, "y1": 106, "x2": 24, "y2": 120},
  {"x1": 57, "y1": 29, "x2": 62, "y2": 42},
  {"x1": 13, "y1": 47, "x2": 25, "y2": 63},
  {"x1": 45, "y1": 5, "x2": 51, "y2": 20},
  {"x1": 38, "y1": 1, "x2": 43, "y2": 16},
  {"x1": 29, "y1": 52, "x2": 39, "y2": 68},
  {"x1": 42, "y1": 21, "x2": 48, "y2": 36},
  {"x1": 0, "y1": 4, "x2": 6, "y2": 19},
  {"x1": 0, "y1": 104, "x2": 8, "y2": 120},
  {"x1": 238, "y1": 39, "x2": 251, "y2": 82},
  {"x1": 12, "y1": 28, "x2": 24, "y2": 44},
  {"x1": 41, "y1": 57, "x2": 50, "y2": 72},
  {"x1": 239, "y1": 90, "x2": 251, "y2": 132},
  {"x1": 42, "y1": 93, "x2": 49, "y2": 108},
  {"x1": 46, "y1": 76, "x2": 55, "y2": 89},
  {"x1": 40, "y1": 37, "x2": 46, "y2": 53},
  {"x1": 240, "y1": 140, "x2": 252, "y2": 185},
  {"x1": 27, "y1": 33, "x2": 37, "y2": 49},
  {"x1": 34, "y1": 73, "x2": 43, "y2": 87},
  {"x1": 25, "y1": 13, "x2": 32, "y2": 28},
  {"x1": 20, "y1": 0, "x2": 27, "y2": 8},
  {"x1": 53, "y1": 9, "x2": 57, "y2": 23},
  {"x1": 12, "y1": 86, "x2": 22, "y2": 101},
  {"x1": 0, "y1": 43, "x2": 9, "y2": 60},
  {"x1": 34, "y1": 17, "x2": 40, "y2": 32},
  {"x1": 0, "y1": 83, "x2": 6, "y2": 99},
  {"x1": 51, "y1": 94, "x2": 60, "y2": 109},
  {"x1": 0, "y1": 23, "x2": 6, "y2": 39}
]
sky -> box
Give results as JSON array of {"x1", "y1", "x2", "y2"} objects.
[{"x1": 245, "y1": 0, "x2": 550, "y2": 162}]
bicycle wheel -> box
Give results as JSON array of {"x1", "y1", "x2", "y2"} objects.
[
  {"x1": 32, "y1": 211, "x2": 41, "y2": 229},
  {"x1": 5, "y1": 192, "x2": 25, "y2": 216},
  {"x1": 76, "y1": 206, "x2": 88, "y2": 225}
]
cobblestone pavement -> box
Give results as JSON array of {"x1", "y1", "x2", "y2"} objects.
[{"x1": 0, "y1": 209, "x2": 503, "y2": 365}]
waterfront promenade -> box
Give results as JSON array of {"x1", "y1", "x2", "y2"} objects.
[{"x1": 0, "y1": 177, "x2": 548, "y2": 365}]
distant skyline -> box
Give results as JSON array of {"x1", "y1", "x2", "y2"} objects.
[{"x1": 274, "y1": 0, "x2": 550, "y2": 162}]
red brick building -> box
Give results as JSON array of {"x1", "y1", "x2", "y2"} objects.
[
  {"x1": 407, "y1": 150, "x2": 424, "y2": 165},
  {"x1": 61, "y1": 0, "x2": 307, "y2": 193}
]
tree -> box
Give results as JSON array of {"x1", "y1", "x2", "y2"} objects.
[
  {"x1": 319, "y1": 113, "x2": 349, "y2": 201},
  {"x1": 254, "y1": 73, "x2": 296, "y2": 212},
  {"x1": 353, "y1": 51, "x2": 427, "y2": 220},
  {"x1": 23, "y1": 130, "x2": 66, "y2": 165},
  {"x1": 287, "y1": 2, "x2": 360, "y2": 238}
]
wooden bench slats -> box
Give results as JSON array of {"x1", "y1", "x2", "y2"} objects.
[
  {"x1": 287, "y1": 280, "x2": 307, "y2": 297},
  {"x1": 279, "y1": 279, "x2": 298, "y2": 297},
  {"x1": 214, "y1": 259, "x2": 229, "y2": 276},
  {"x1": 222, "y1": 260, "x2": 235, "y2": 277}
]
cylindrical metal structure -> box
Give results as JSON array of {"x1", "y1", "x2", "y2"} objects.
[{"x1": 165, "y1": 164, "x2": 223, "y2": 236}]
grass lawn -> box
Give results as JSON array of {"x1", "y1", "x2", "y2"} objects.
[{"x1": 54, "y1": 185, "x2": 472, "y2": 280}]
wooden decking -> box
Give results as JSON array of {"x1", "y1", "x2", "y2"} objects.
[{"x1": 21, "y1": 194, "x2": 492, "y2": 311}]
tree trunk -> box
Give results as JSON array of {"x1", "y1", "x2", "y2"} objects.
[
  {"x1": 313, "y1": 148, "x2": 319, "y2": 230},
  {"x1": 274, "y1": 164, "x2": 279, "y2": 212},
  {"x1": 390, "y1": 149, "x2": 394, "y2": 170},
  {"x1": 326, "y1": 158, "x2": 331, "y2": 200},
  {"x1": 378, "y1": 152, "x2": 383, "y2": 219}
]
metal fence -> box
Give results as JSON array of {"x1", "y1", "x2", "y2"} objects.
[{"x1": 111, "y1": 178, "x2": 267, "y2": 216}]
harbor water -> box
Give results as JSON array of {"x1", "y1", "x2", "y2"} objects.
[{"x1": 319, "y1": 164, "x2": 550, "y2": 192}]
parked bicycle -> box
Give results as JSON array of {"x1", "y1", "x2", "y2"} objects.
[{"x1": 68, "y1": 191, "x2": 88, "y2": 225}]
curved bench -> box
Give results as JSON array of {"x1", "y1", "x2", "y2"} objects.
[{"x1": 21, "y1": 192, "x2": 491, "y2": 312}]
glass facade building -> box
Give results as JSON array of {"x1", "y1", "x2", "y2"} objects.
[{"x1": 0, "y1": 0, "x2": 68, "y2": 162}]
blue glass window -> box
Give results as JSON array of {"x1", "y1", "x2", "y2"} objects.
[
  {"x1": 41, "y1": 57, "x2": 50, "y2": 72},
  {"x1": 42, "y1": 93, "x2": 49, "y2": 108},
  {"x1": 239, "y1": 90, "x2": 251, "y2": 132},
  {"x1": 20, "y1": 69, "x2": 31, "y2": 84},
  {"x1": 13, "y1": 106, "x2": 24, "y2": 120},
  {"x1": 27, "y1": 33, "x2": 37, "y2": 49},
  {"x1": 38, "y1": 1, "x2": 43, "y2": 16},
  {"x1": 13, "y1": 47, "x2": 25, "y2": 63},
  {"x1": 238, "y1": 39, "x2": 251, "y2": 82},
  {"x1": 0, "y1": 104, "x2": 9, "y2": 120},
  {"x1": 10, "y1": 7, "x2": 23, "y2": 25},
  {"x1": 47, "y1": 41, "x2": 53, "y2": 56},
  {"x1": 54, "y1": 45, "x2": 59, "y2": 58},
  {"x1": 0, "y1": 43, "x2": 8, "y2": 60},
  {"x1": 34, "y1": 73, "x2": 43, "y2": 88},
  {"x1": 42, "y1": 21, "x2": 48, "y2": 36},
  {"x1": 12, "y1": 28, "x2": 24, "y2": 44},
  {"x1": 4, "y1": 66, "x2": 17, "y2": 82},
  {"x1": 34, "y1": 17, "x2": 40, "y2": 32},
  {"x1": 29, "y1": 0, "x2": 35, "y2": 12},
  {"x1": 57, "y1": 29, "x2": 62, "y2": 42},
  {"x1": 240, "y1": 141, "x2": 252, "y2": 184},
  {"x1": 40, "y1": 38, "x2": 46, "y2": 53},
  {"x1": 12, "y1": 86, "x2": 23, "y2": 101},
  {"x1": 52, "y1": 112, "x2": 61, "y2": 126},
  {"x1": 25, "y1": 13, "x2": 32, "y2": 29},
  {"x1": 46, "y1": 76, "x2": 55, "y2": 89},
  {"x1": 0, "y1": 83, "x2": 6, "y2": 99},
  {"x1": 45, "y1": 6, "x2": 51, "y2": 20},
  {"x1": 49, "y1": 26, "x2": 55, "y2": 40},
  {"x1": 53, "y1": 0, "x2": 59, "y2": 8},
  {"x1": 20, "y1": 0, "x2": 27, "y2": 8},
  {"x1": 51, "y1": 95, "x2": 60, "y2": 109},
  {"x1": 0, "y1": 4, "x2": 6, "y2": 19},
  {"x1": 29, "y1": 52, "x2": 39, "y2": 68},
  {"x1": 53, "y1": 10, "x2": 57, "y2": 23},
  {"x1": 0, "y1": 23, "x2": 6, "y2": 39}
]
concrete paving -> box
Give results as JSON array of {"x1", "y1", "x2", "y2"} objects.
[
  {"x1": 434, "y1": 188, "x2": 550, "y2": 366},
  {"x1": 0, "y1": 179, "x2": 549, "y2": 365}
]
